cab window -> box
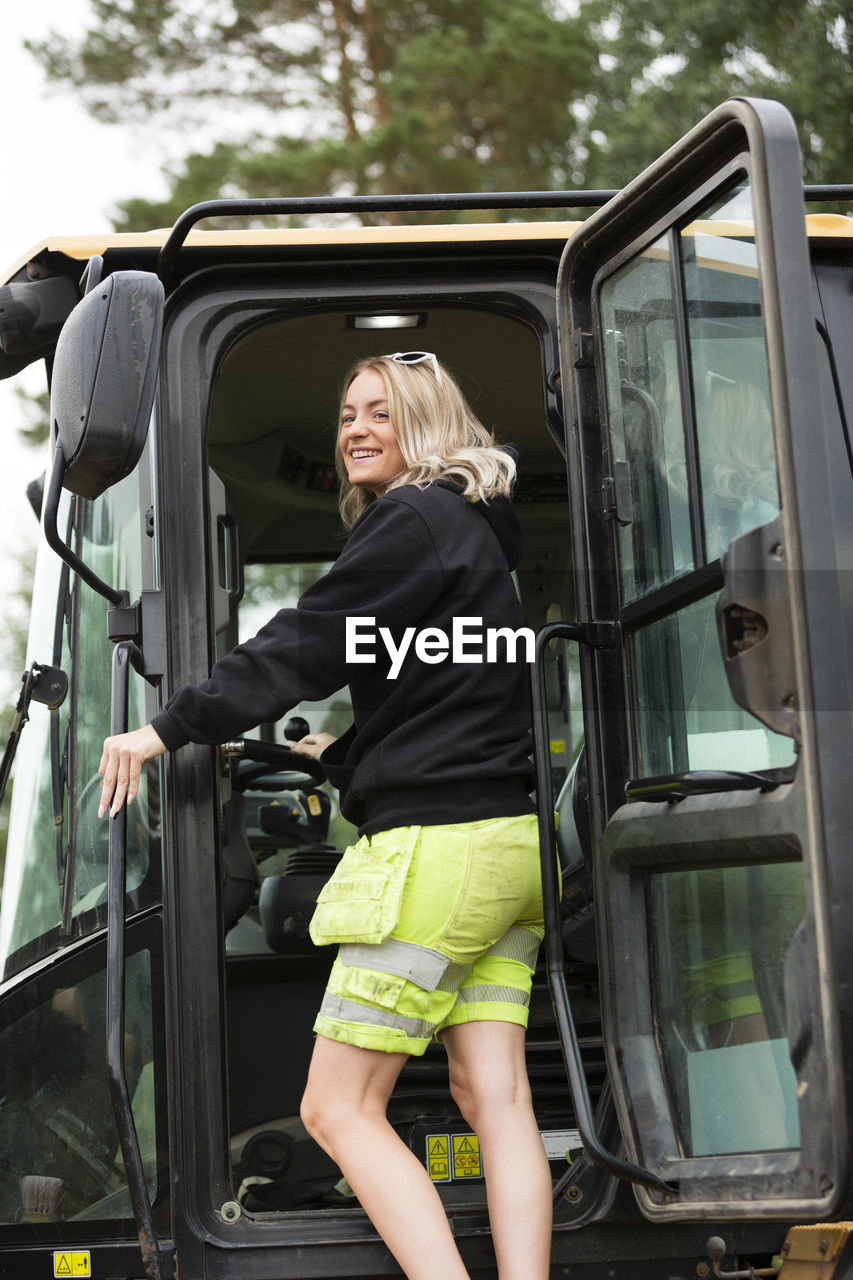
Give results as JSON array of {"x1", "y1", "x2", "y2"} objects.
[
  {"x1": 599, "y1": 179, "x2": 796, "y2": 778},
  {"x1": 0, "y1": 452, "x2": 161, "y2": 982}
]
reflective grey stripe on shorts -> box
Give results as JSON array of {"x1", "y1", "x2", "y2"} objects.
[
  {"x1": 339, "y1": 939, "x2": 459, "y2": 992},
  {"x1": 455, "y1": 984, "x2": 531, "y2": 1008},
  {"x1": 318, "y1": 991, "x2": 437, "y2": 1041},
  {"x1": 484, "y1": 926, "x2": 541, "y2": 970},
  {"x1": 436, "y1": 960, "x2": 473, "y2": 993}
]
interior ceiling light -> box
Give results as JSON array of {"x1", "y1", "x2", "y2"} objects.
[{"x1": 348, "y1": 313, "x2": 426, "y2": 330}]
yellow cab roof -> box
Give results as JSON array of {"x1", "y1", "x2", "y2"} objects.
[
  {"x1": 2, "y1": 220, "x2": 584, "y2": 284},
  {"x1": 5, "y1": 213, "x2": 852, "y2": 286}
]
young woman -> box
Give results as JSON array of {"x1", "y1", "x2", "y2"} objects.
[{"x1": 98, "y1": 353, "x2": 552, "y2": 1280}]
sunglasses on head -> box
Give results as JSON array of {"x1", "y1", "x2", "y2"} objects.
[{"x1": 383, "y1": 351, "x2": 443, "y2": 385}]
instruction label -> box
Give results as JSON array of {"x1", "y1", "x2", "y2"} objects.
[
  {"x1": 53, "y1": 1253, "x2": 91, "y2": 1277},
  {"x1": 452, "y1": 1133, "x2": 481, "y2": 1179},
  {"x1": 540, "y1": 1129, "x2": 582, "y2": 1161},
  {"x1": 426, "y1": 1134, "x2": 450, "y2": 1181}
]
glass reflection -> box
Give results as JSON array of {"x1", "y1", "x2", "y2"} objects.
[
  {"x1": 681, "y1": 185, "x2": 781, "y2": 561},
  {"x1": 651, "y1": 862, "x2": 803, "y2": 1156}
]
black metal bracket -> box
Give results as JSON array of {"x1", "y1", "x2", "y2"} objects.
[
  {"x1": 538, "y1": 619, "x2": 618, "y2": 650},
  {"x1": 107, "y1": 590, "x2": 167, "y2": 682},
  {"x1": 0, "y1": 662, "x2": 69, "y2": 808},
  {"x1": 531, "y1": 622, "x2": 675, "y2": 1196}
]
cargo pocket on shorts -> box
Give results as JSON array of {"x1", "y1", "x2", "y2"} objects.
[
  {"x1": 331, "y1": 964, "x2": 408, "y2": 1012},
  {"x1": 308, "y1": 826, "x2": 420, "y2": 947}
]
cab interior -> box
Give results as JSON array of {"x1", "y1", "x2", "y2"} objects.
[{"x1": 204, "y1": 301, "x2": 596, "y2": 1215}]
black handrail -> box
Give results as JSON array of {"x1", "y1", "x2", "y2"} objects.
[
  {"x1": 107, "y1": 640, "x2": 162, "y2": 1280},
  {"x1": 155, "y1": 190, "x2": 619, "y2": 281},
  {"x1": 155, "y1": 184, "x2": 853, "y2": 285},
  {"x1": 531, "y1": 621, "x2": 674, "y2": 1195},
  {"x1": 803, "y1": 184, "x2": 853, "y2": 201}
]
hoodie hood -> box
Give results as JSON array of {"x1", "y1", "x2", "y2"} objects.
[
  {"x1": 471, "y1": 494, "x2": 523, "y2": 570},
  {"x1": 433, "y1": 478, "x2": 523, "y2": 570}
]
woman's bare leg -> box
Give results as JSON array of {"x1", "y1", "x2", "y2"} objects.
[
  {"x1": 300, "y1": 1035, "x2": 470, "y2": 1280},
  {"x1": 442, "y1": 1021, "x2": 552, "y2": 1280}
]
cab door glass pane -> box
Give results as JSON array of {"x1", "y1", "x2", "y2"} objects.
[
  {"x1": 71, "y1": 472, "x2": 157, "y2": 917},
  {"x1": 633, "y1": 592, "x2": 797, "y2": 775},
  {"x1": 0, "y1": 948, "x2": 162, "y2": 1225},
  {"x1": 600, "y1": 237, "x2": 694, "y2": 601},
  {"x1": 650, "y1": 861, "x2": 804, "y2": 1156},
  {"x1": 0, "y1": 459, "x2": 159, "y2": 982},
  {"x1": 0, "y1": 499, "x2": 71, "y2": 975},
  {"x1": 681, "y1": 185, "x2": 781, "y2": 562}
]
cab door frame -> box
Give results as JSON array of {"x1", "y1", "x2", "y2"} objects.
[{"x1": 556, "y1": 97, "x2": 852, "y2": 1221}]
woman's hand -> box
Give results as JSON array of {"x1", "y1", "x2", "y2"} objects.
[
  {"x1": 291, "y1": 733, "x2": 337, "y2": 762},
  {"x1": 98, "y1": 724, "x2": 168, "y2": 818}
]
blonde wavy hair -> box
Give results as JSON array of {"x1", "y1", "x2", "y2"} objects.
[{"x1": 336, "y1": 355, "x2": 517, "y2": 527}]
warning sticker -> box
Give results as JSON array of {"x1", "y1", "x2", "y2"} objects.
[
  {"x1": 426, "y1": 1134, "x2": 450, "y2": 1182},
  {"x1": 53, "y1": 1253, "x2": 91, "y2": 1277},
  {"x1": 452, "y1": 1133, "x2": 481, "y2": 1179},
  {"x1": 307, "y1": 793, "x2": 322, "y2": 816}
]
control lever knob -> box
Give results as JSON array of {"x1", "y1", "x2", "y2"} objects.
[{"x1": 284, "y1": 716, "x2": 310, "y2": 742}]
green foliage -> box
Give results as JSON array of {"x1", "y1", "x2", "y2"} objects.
[
  {"x1": 15, "y1": 385, "x2": 50, "y2": 449},
  {"x1": 26, "y1": 0, "x2": 853, "y2": 231},
  {"x1": 28, "y1": 0, "x2": 600, "y2": 229},
  {"x1": 586, "y1": 0, "x2": 853, "y2": 186}
]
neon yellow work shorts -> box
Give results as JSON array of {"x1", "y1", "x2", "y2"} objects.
[{"x1": 308, "y1": 812, "x2": 544, "y2": 1055}]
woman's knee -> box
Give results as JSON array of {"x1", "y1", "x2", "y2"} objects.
[
  {"x1": 448, "y1": 1067, "x2": 476, "y2": 1128},
  {"x1": 300, "y1": 1081, "x2": 330, "y2": 1145},
  {"x1": 301, "y1": 1038, "x2": 404, "y2": 1150},
  {"x1": 453, "y1": 1073, "x2": 532, "y2": 1132},
  {"x1": 446, "y1": 1032, "x2": 533, "y2": 1130},
  {"x1": 300, "y1": 1069, "x2": 351, "y2": 1148}
]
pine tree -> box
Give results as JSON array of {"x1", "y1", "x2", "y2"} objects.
[{"x1": 28, "y1": 0, "x2": 602, "y2": 229}]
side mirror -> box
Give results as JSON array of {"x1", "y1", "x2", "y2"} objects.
[
  {"x1": 51, "y1": 270, "x2": 164, "y2": 500},
  {"x1": 43, "y1": 271, "x2": 165, "y2": 605}
]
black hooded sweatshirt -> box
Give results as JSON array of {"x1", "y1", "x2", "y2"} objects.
[{"x1": 151, "y1": 481, "x2": 535, "y2": 835}]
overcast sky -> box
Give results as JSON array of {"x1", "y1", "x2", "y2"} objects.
[{"x1": 0, "y1": 3, "x2": 170, "y2": 700}]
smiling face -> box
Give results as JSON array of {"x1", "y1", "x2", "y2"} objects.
[{"x1": 339, "y1": 369, "x2": 407, "y2": 496}]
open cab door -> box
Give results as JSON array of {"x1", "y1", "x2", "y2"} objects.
[{"x1": 556, "y1": 98, "x2": 852, "y2": 1221}]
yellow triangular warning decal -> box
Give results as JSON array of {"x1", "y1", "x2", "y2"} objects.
[
  {"x1": 429, "y1": 1137, "x2": 446, "y2": 1155},
  {"x1": 457, "y1": 1137, "x2": 476, "y2": 1152},
  {"x1": 56, "y1": 1259, "x2": 72, "y2": 1277}
]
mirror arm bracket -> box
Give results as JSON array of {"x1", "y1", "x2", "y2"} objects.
[
  {"x1": 44, "y1": 442, "x2": 165, "y2": 683},
  {"x1": 107, "y1": 590, "x2": 166, "y2": 684},
  {"x1": 43, "y1": 442, "x2": 125, "y2": 606}
]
